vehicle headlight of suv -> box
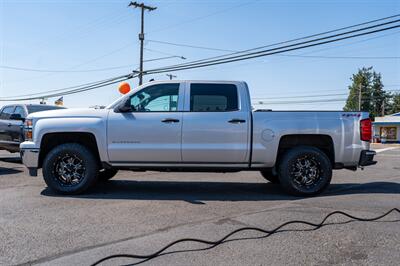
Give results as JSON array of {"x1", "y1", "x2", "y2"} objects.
[{"x1": 24, "y1": 119, "x2": 33, "y2": 141}]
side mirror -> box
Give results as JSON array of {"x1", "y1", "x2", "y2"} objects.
[
  {"x1": 114, "y1": 98, "x2": 135, "y2": 113},
  {"x1": 9, "y1": 113, "x2": 25, "y2": 121}
]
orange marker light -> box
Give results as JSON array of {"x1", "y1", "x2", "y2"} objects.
[{"x1": 118, "y1": 82, "x2": 131, "y2": 94}]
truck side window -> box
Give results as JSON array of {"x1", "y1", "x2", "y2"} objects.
[
  {"x1": 14, "y1": 106, "x2": 26, "y2": 118},
  {"x1": 0, "y1": 106, "x2": 15, "y2": 120},
  {"x1": 190, "y1": 84, "x2": 238, "y2": 112},
  {"x1": 130, "y1": 84, "x2": 179, "y2": 112}
]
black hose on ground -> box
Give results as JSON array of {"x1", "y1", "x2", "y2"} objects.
[{"x1": 90, "y1": 208, "x2": 400, "y2": 266}]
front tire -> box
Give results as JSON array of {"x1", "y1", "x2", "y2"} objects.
[
  {"x1": 42, "y1": 143, "x2": 99, "y2": 195},
  {"x1": 278, "y1": 146, "x2": 332, "y2": 196}
]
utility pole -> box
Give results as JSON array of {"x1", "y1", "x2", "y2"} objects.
[
  {"x1": 128, "y1": 1, "x2": 157, "y2": 85},
  {"x1": 358, "y1": 83, "x2": 362, "y2": 111},
  {"x1": 382, "y1": 100, "x2": 385, "y2": 116},
  {"x1": 166, "y1": 74, "x2": 177, "y2": 80}
]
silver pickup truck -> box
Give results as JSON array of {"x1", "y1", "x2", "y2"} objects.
[{"x1": 20, "y1": 80, "x2": 376, "y2": 196}]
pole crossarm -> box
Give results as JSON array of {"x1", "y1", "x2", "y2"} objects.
[{"x1": 128, "y1": 1, "x2": 157, "y2": 11}]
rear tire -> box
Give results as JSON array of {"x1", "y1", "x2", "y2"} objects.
[
  {"x1": 98, "y1": 168, "x2": 119, "y2": 181},
  {"x1": 260, "y1": 169, "x2": 280, "y2": 184},
  {"x1": 42, "y1": 143, "x2": 99, "y2": 195},
  {"x1": 278, "y1": 146, "x2": 332, "y2": 196}
]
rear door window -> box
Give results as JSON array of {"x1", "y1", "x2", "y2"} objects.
[{"x1": 190, "y1": 84, "x2": 238, "y2": 112}]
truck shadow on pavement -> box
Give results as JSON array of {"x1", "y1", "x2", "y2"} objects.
[
  {"x1": 41, "y1": 180, "x2": 400, "y2": 202},
  {"x1": 0, "y1": 156, "x2": 23, "y2": 175},
  {"x1": 0, "y1": 156, "x2": 22, "y2": 164},
  {"x1": 0, "y1": 167, "x2": 23, "y2": 176}
]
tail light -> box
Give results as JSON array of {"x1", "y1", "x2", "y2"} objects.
[{"x1": 360, "y1": 118, "x2": 372, "y2": 142}]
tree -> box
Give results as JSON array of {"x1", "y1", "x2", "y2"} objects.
[
  {"x1": 371, "y1": 72, "x2": 391, "y2": 117},
  {"x1": 390, "y1": 93, "x2": 400, "y2": 114},
  {"x1": 343, "y1": 67, "x2": 389, "y2": 118}
]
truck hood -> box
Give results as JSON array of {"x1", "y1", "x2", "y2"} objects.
[{"x1": 27, "y1": 108, "x2": 110, "y2": 119}]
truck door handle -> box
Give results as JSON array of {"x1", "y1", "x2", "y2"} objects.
[
  {"x1": 228, "y1": 119, "x2": 246, "y2": 124},
  {"x1": 7, "y1": 123, "x2": 12, "y2": 127},
  {"x1": 161, "y1": 118, "x2": 180, "y2": 123}
]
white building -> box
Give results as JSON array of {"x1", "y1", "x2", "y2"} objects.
[{"x1": 372, "y1": 112, "x2": 400, "y2": 143}]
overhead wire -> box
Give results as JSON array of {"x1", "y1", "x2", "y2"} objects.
[
  {"x1": 145, "y1": 24, "x2": 400, "y2": 75},
  {"x1": 146, "y1": 14, "x2": 400, "y2": 71},
  {"x1": 0, "y1": 64, "x2": 136, "y2": 73},
  {"x1": 145, "y1": 19, "x2": 400, "y2": 73},
  {"x1": 145, "y1": 40, "x2": 399, "y2": 60},
  {"x1": 2, "y1": 15, "x2": 399, "y2": 101},
  {"x1": 147, "y1": 40, "x2": 236, "y2": 52},
  {"x1": 147, "y1": 0, "x2": 259, "y2": 34},
  {"x1": 0, "y1": 73, "x2": 136, "y2": 101}
]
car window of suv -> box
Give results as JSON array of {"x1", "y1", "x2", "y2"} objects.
[
  {"x1": 190, "y1": 84, "x2": 238, "y2": 112},
  {"x1": 0, "y1": 106, "x2": 15, "y2": 120},
  {"x1": 14, "y1": 106, "x2": 26, "y2": 118},
  {"x1": 129, "y1": 83, "x2": 179, "y2": 112}
]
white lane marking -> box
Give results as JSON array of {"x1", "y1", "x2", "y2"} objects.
[{"x1": 373, "y1": 147, "x2": 399, "y2": 153}]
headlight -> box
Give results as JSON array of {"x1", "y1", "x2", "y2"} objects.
[{"x1": 24, "y1": 119, "x2": 33, "y2": 141}]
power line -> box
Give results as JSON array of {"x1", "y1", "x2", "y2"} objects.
[
  {"x1": 147, "y1": 14, "x2": 400, "y2": 71},
  {"x1": 253, "y1": 98, "x2": 347, "y2": 105},
  {"x1": 252, "y1": 93, "x2": 348, "y2": 100},
  {"x1": 147, "y1": 0, "x2": 258, "y2": 34},
  {"x1": 143, "y1": 47, "x2": 185, "y2": 57},
  {"x1": 147, "y1": 40, "x2": 399, "y2": 59},
  {"x1": 3, "y1": 16, "x2": 399, "y2": 101},
  {"x1": 0, "y1": 75, "x2": 128, "y2": 99},
  {"x1": 275, "y1": 54, "x2": 400, "y2": 59},
  {"x1": 10, "y1": 10, "x2": 131, "y2": 58},
  {"x1": 293, "y1": 30, "x2": 400, "y2": 57},
  {"x1": 0, "y1": 64, "x2": 135, "y2": 73},
  {"x1": 147, "y1": 39, "x2": 236, "y2": 52},
  {"x1": 2, "y1": 42, "x2": 136, "y2": 84},
  {"x1": 144, "y1": 56, "x2": 186, "y2": 62},
  {"x1": 157, "y1": 18, "x2": 400, "y2": 71},
  {"x1": 145, "y1": 20, "x2": 400, "y2": 74},
  {"x1": 0, "y1": 55, "x2": 186, "y2": 74},
  {"x1": 0, "y1": 73, "x2": 136, "y2": 101},
  {"x1": 253, "y1": 92, "x2": 400, "y2": 105}
]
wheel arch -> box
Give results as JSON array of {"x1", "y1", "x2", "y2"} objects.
[
  {"x1": 38, "y1": 132, "x2": 101, "y2": 168},
  {"x1": 276, "y1": 134, "x2": 335, "y2": 167}
]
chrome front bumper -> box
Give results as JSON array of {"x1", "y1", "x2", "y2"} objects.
[{"x1": 20, "y1": 148, "x2": 40, "y2": 176}]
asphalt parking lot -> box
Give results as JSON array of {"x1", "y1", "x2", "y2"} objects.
[{"x1": 0, "y1": 145, "x2": 399, "y2": 266}]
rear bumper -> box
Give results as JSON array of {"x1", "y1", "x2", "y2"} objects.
[
  {"x1": 359, "y1": 150, "x2": 377, "y2": 167},
  {"x1": 20, "y1": 148, "x2": 40, "y2": 176}
]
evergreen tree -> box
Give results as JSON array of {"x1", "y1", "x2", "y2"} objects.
[
  {"x1": 343, "y1": 67, "x2": 389, "y2": 118},
  {"x1": 371, "y1": 72, "x2": 390, "y2": 117},
  {"x1": 390, "y1": 93, "x2": 400, "y2": 114}
]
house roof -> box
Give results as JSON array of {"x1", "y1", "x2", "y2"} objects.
[
  {"x1": 373, "y1": 122, "x2": 400, "y2": 125},
  {"x1": 374, "y1": 112, "x2": 400, "y2": 124}
]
